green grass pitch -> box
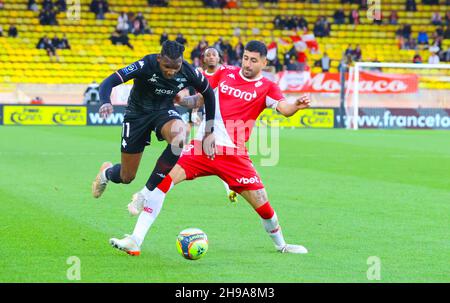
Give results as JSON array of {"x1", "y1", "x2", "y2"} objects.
[{"x1": 0, "y1": 126, "x2": 449, "y2": 282}]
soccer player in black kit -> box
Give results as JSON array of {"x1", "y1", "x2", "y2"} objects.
[{"x1": 92, "y1": 41, "x2": 216, "y2": 210}]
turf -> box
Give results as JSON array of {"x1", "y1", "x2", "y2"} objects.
[{"x1": 0, "y1": 126, "x2": 449, "y2": 282}]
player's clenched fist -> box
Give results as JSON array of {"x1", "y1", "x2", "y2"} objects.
[
  {"x1": 99, "y1": 103, "x2": 114, "y2": 119},
  {"x1": 295, "y1": 94, "x2": 311, "y2": 109}
]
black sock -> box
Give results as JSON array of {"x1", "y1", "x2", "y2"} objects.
[
  {"x1": 145, "y1": 144, "x2": 181, "y2": 191},
  {"x1": 105, "y1": 164, "x2": 123, "y2": 184}
]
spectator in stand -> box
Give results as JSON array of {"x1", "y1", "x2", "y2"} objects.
[
  {"x1": 42, "y1": 0, "x2": 53, "y2": 10},
  {"x1": 428, "y1": 51, "x2": 440, "y2": 64},
  {"x1": 217, "y1": 39, "x2": 231, "y2": 64},
  {"x1": 443, "y1": 46, "x2": 450, "y2": 62},
  {"x1": 59, "y1": 33, "x2": 70, "y2": 49},
  {"x1": 431, "y1": 12, "x2": 442, "y2": 26},
  {"x1": 313, "y1": 16, "x2": 330, "y2": 37},
  {"x1": 36, "y1": 35, "x2": 59, "y2": 61},
  {"x1": 435, "y1": 26, "x2": 444, "y2": 39},
  {"x1": 117, "y1": 12, "x2": 129, "y2": 32},
  {"x1": 353, "y1": 45, "x2": 362, "y2": 61},
  {"x1": 444, "y1": 26, "x2": 450, "y2": 39},
  {"x1": 28, "y1": 0, "x2": 39, "y2": 11},
  {"x1": 148, "y1": 0, "x2": 168, "y2": 6},
  {"x1": 446, "y1": 11, "x2": 450, "y2": 26},
  {"x1": 285, "y1": 56, "x2": 299, "y2": 71},
  {"x1": 402, "y1": 24, "x2": 412, "y2": 40},
  {"x1": 51, "y1": 34, "x2": 60, "y2": 47},
  {"x1": 345, "y1": 44, "x2": 353, "y2": 57},
  {"x1": 319, "y1": 52, "x2": 331, "y2": 72},
  {"x1": 404, "y1": 37, "x2": 417, "y2": 50},
  {"x1": 273, "y1": 15, "x2": 284, "y2": 29},
  {"x1": 406, "y1": 0, "x2": 417, "y2": 12},
  {"x1": 349, "y1": 9, "x2": 360, "y2": 25},
  {"x1": 334, "y1": 9, "x2": 346, "y2": 25},
  {"x1": 0, "y1": 0, "x2": 4, "y2": 9},
  {"x1": 413, "y1": 51, "x2": 422, "y2": 63},
  {"x1": 389, "y1": 11, "x2": 399, "y2": 25},
  {"x1": 203, "y1": 0, "x2": 221, "y2": 8},
  {"x1": 191, "y1": 40, "x2": 208, "y2": 62},
  {"x1": 373, "y1": 11, "x2": 383, "y2": 25},
  {"x1": 359, "y1": 0, "x2": 368, "y2": 9},
  {"x1": 39, "y1": 9, "x2": 58, "y2": 25},
  {"x1": 160, "y1": 31, "x2": 168, "y2": 45},
  {"x1": 297, "y1": 15, "x2": 308, "y2": 31},
  {"x1": 110, "y1": 29, "x2": 133, "y2": 49},
  {"x1": 55, "y1": 0, "x2": 67, "y2": 12},
  {"x1": 285, "y1": 16, "x2": 296, "y2": 30},
  {"x1": 133, "y1": 12, "x2": 151, "y2": 35},
  {"x1": 417, "y1": 29, "x2": 429, "y2": 46},
  {"x1": 90, "y1": 0, "x2": 108, "y2": 19},
  {"x1": 234, "y1": 37, "x2": 244, "y2": 65},
  {"x1": 8, "y1": 25, "x2": 18, "y2": 37},
  {"x1": 175, "y1": 33, "x2": 187, "y2": 46}
]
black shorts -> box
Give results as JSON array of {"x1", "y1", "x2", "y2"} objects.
[{"x1": 121, "y1": 108, "x2": 182, "y2": 154}]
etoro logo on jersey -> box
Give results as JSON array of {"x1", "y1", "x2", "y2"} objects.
[{"x1": 219, "y1": 81, "x2": 257, "y2": 102}]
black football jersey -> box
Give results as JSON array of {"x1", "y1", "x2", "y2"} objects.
[{"x1": 115, "y1": 54, "x2": 210, "y2": 112}]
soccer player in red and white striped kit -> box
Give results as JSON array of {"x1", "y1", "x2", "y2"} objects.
[{"x1": 110, "y1": 40, "x2": 311, "y2": 256}]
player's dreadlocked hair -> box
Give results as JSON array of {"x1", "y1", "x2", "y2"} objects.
[
  {"x1": 161, "y1": 40, "x2": 185, "y2": 60},
  {"x1": 244, "y1": 40, "x2": 267, "y2": 58}
]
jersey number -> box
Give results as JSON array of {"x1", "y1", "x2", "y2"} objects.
[{"x1": 122, "y1": 122, "x2": 130, "y2": 138}]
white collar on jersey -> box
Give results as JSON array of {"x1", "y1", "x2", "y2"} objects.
[
  {"x1": 238, "y1": 69, "x2": 263, "y2": 82},
  {"x1": 204, "y1": 70, "x2": 216, "y2": 76}
]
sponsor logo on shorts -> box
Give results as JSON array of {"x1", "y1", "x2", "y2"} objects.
[{"x1": 236, "y1": 176, "x2": 260, "y2": 185}]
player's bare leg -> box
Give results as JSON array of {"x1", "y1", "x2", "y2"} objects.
[
  {"x1": 240, "y1": 189, "x2": 308, "y2": 254},
  {"x1": 128, "y1": 119, "x2": 186, "y2": 215},
  {"x1": 92, "y1": 152, "x2": 143, "y2": 198}
]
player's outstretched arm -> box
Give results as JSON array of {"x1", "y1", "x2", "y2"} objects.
[
  {"x1": 276, "y1": 94, "x2": 311, "y2": 117},
  {"x1": 98, "y1": 73, "x2": 123, "y2": 118}
]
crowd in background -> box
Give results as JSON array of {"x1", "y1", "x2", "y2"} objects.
[{"x1": 10, "y1": 0, "x2": 449, "y2": 67}]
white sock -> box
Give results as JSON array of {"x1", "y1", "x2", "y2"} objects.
[
  {"x1": 131, "y1": 188, "x2": 166, "y2": 246},
  {"x1": 139, "y1": 186, "x2": 153, "y2": 200},
  {"x1": 100, "y1": 167, "x2": 109, "y2": 184},
  {"x1": 222, "y1": 180, "x2": 231, "y2": 195},
  {"x1": 261, "y1": 213, "x2": 286, "y2": 248}
]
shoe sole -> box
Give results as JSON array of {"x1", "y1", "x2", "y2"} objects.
[
  {"x1": 92, "y1": 162, "x2": 112, "y2": 198},
  {"x1": 110, "y1": 240, "x2": 140, "y2": 256}
]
